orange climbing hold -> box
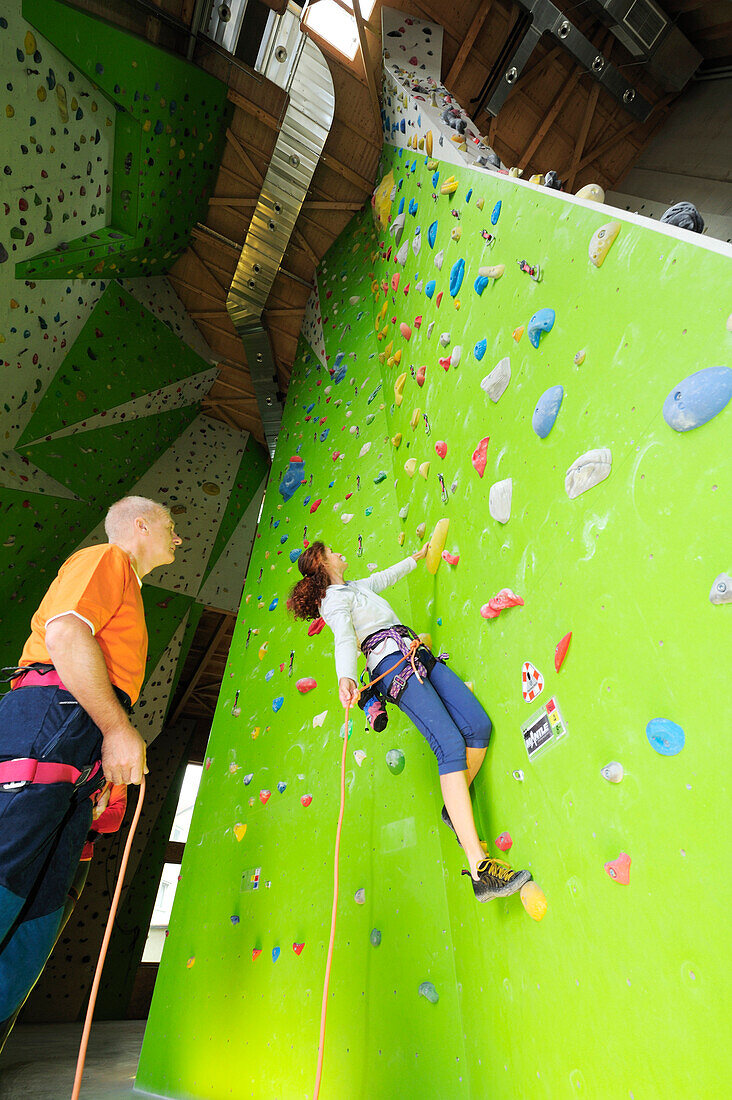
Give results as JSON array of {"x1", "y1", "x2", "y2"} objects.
[
  {"x1": 605, "y1": 852, "x2": 631, "y2": 885},
  {"x1": 555, "y1": 632, "x2": 572, "y2": 672},
  {"x1": 513, "y1": 326, "x2": 524, "y2": 342},
  {"x1": 416, "y1": 365, "x2": 426, "y2": 387},
  {"x1": 252, "y1": 948, "x2": 262, "y2": 960}
]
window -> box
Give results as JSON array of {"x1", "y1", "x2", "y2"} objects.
[{"x1": 303, "y1": 0, "x2": 377, "y2": 61}]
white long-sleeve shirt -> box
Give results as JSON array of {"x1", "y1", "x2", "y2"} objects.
[{"x1": 319, "y1": 556, "x2": 417, "y2": 682}]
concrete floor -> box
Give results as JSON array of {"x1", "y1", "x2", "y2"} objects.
[{"x1": 0, "y1": 1021, "x2": 159, "y2": 1100}]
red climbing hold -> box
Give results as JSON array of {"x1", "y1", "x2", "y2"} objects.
[
  {"x1": 301, "y1": 794, "x2": 313, "y2": 807},
  {"x1": 605, "y1": 852, "x2": 631, "y2": 885},
  {"x1": 252, "y1": 948, "x2": 262, "y2": 960},
  {"x1": 439, "y1": 356, "x2": 451, "y2": 371},
  {"x1": 391, "y1": 272, "x2": 400, "y2": 292},
  {"x1": 435, "y1": 440, "x2": 447, "y2": 458},
  {"x1": 442, "y1": 551, "x2": 459, "y2": 565},
  {"x1": 480, "y1": 588, "x2": 524, "y2": 619},
  {"x1": 472, "y1": 436, "x2": 490, "y2": 477},
  {"x1": 309, "y1": 499, "x2": 322, "y2": 513},
  {"x1": 296, "y1": 678, "x2": 317, "y2": 693},
  {"x1": 495, "y1": 832, "x2": 513, "y2": 851},
  {"x1": 293, "y1": 942, "x2": 305, "y2": 955},
  {"x1": 308, "y1": 617, "x2": 325, "y2": 636},
  {"x1": 555, "y1": 632, "x2": 572, "y2": 672},
  {"x1": 436, "y1": 291, "x2": 443, "y2": 308},
  {"x1": 414, "y1": 315, "x2": 422, "y2": 328},
  {"x1": 260, "y1": 790, "x2": 271, "y2": 805},
  {"x1": 416, "y1": 365, "x2": 426, "y2": 387}
]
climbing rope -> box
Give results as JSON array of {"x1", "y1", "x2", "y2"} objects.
[
  {"x1": 313, "y1": 640, "x2": 420, "y2": 1099},
  {"x1": 70, "y1": 775, "x2": 146, "y2": 1100}
]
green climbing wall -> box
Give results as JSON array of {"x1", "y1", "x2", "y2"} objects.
[{"x1": 138, "y1": 145, "x2": 731, "y2": 1099}]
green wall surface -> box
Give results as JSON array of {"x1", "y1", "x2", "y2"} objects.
[{"x1": 139, "y1": 145, "x2": 730, "y2": 1099}]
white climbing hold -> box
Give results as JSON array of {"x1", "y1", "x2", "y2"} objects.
[
  {"x1": 412, "y1": 234, "x2": 422, "y2": 257},
  {"x1": 341, "y1": 513, "x2": 355, "y2": 523},
  {"x1": 439, "y1": 332, "x2": 451, "y2": 347},
  {"x1": 434, "y1": 249, "x2": 444, "y2": 271},
  {"x1": 396, "y1": 240, "x2": 409, "y2": 266},
  {"x1": 358, "y1": 442, "x2": 371, "y2": 458},
  {"x1": 354, "y1": 750, "x2": 367, "y2": 766},
  {"x1": 709, "y1": 573, "x2": 732, "y2": 604},
  {"x1": 451, "y1": 345, "x2": 462, "y2": 368},
  {"x1": 565, "y1": 448, "x2": 612, "y2": 499},
  {"x1": 601, "y1": 762, "x2": 624, "y2": 783},
  {"x1": 489, "y1": 478, "x2": 512, "y2": 523},
  {"x1": 399, "y1": 503, "x2": 410, "y2": 520},
  {"x1": 389, "y1": 211, "x2": 406, "y2": 245},
  {"x1": 312, "y1": 711, "x2": 328, "y2": 728},
  {"x1": 480, "y1": 357, "x2": 511, "y2": 402}
]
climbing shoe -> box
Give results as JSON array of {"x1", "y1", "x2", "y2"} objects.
[
  {"x1": 363, "y1": 693, "x2": 388, "y2": 732},
  {"x1": 462, "y1": 858, "x2": 532, "y2": 901}
]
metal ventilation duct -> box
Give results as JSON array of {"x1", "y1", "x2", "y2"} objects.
[{"x1": 225, "y1": 4, "x2": 335, "y2": 457}]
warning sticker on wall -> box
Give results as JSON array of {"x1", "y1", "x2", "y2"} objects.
[
  {"x1": 521, "y1": 696, "x2": 568, "y2": 760},
  {"x1": 241, "y1": 867, "x2": 262, "y2": 892}
]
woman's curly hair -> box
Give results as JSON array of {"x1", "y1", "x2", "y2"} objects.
[{"x1": 287, "y1": 541, "x2": 330, "y2": 621}]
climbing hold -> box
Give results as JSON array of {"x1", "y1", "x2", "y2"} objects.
[
  {"x1": 480, "y1": 357, "x2": 511, "y2": 402},
  {"x1": 426, "y1": 519, "x2": 450, "y2": 574},
  {"x1": 710, "y1": 573, "x2": 732, "y2": 604},
  {"x1": 480, "y1": 589, "x2": 523, "y2": 619},
  {"x1": 439, "y1": 332, "x2": 451, "y2": 348},
  {"x1": 296, "y1": 678, "x2": 317, "y2": 693},
  {"x1": 410, "y1": 407, "x2": 421, "y2": 429},
  {"x1": 340, "y1": 718, "x2": 353, "y2": 740},
  {"x1": 601, "y1": 762, "x2": 624, "y2": 784},
  {"x1": 301, "y1": 794, "x2": 313, "y2": 807},
  {"x1": 419, "y1": 981, "x2": 439, "y2": 1004},
  {"x1": 662, "y1": 366, "x2": 732, "y2": 432},
  {"x1": 489, "y1": 478, "x2": 512, "y2": 524},
  {"x1": 474, "y1": 276, "x2": 489, "y2": 296},
  {"x1": 425, "y1": 280, "x2": 436, "y2": 298},
  {"x1": 279, "y1": 456, "x2": 305, "y2": 502},
  {"x1": 427, "y1": 220, "x2": 438, "y2": 249},
  {"x1": 293, "y1": 942, "x2": 305, "y2": 955},
  {"x1": 370, "y1": 928, "x2": 382, "y2": 947},
  {"x1": 491, "y1": 201, "x2": 501, "y2": 225},
  {"x1": 509, "y1": 167, "x2": 523, "y2": 178},
  {"x1": 472, "y1": 437, "x2": 490, "y2": 478},
  {"x1": 435, "y1": 441, "x2": 447, "y2": 458},
  {"x1": 389, "y1": 211, "x2": 406, "y2": 245},
  {"x1": 495, "y1": 832, "x2": 513, "y2": 852},
  {"x1": 396, "y1": 240, "x2": 409, "y2": 265},
  {"x1": 260, "y1": 790, "x2": 271, "y2": 805},
  {"x1": 187, "y1": 957, "x2": 195, "y2": 969},
  {"x1": 532, "y1": 385, "x2": 564, "y2": 438},
  {"x1": 416, "y1": 365, "x2": 427, "y2": 387},
  {"x1": 243, "y1": 773, "x2": 253, "y2": 786},
  {"x1": 574, "y1": 348, "x2": 586, "y2": 366},
  {"x1": 442, "y1": 551, "x2": 459, "y2": 566},
  {"x1": 529, "y1": 173, "x2": 545, "y2": 185},
  {"x1": 354, "y1": 750, "x2": 367, "y2": 767},
  {"x1": 354, "y1": 888, "x2": 365, "y2": 905},
  {"x1": 400, "y1": 322, "x2": 412, "y2": 341},
  {"x1": 452, "y1": 346, "x2": 462, "y2": 368},
  {"x1": 399, "y1": 504, "x2": 410, "y2": 521},
  {"x1": 252, "y1": 948, "x2": 262, "y2": 960},
  {"x1": 521, "y1": 661, "x2": 544, "y2": 702},
  {"x1": 513, "y1": 326, "x2": 524, "y2": 342},
  {"x1": 527, "y1": 308, "x2": 555, "y2": 349},
  {"x1": 554, "y1": 632, "x2": 572, "y2": 672},
  {"x1": 386, "y1": 749, "x2": 405, "y2": 775},
  {"x1": 440, "y1": 176, "x2": 458, "y2": 195},
  {"x1": 565, "y1": 448, "x2": 612, "y2": 498},
  {"x1": 661, "y1": 201, "x2": 704, "y2": 232},
  {"x1": 477, "y1": 264, "x2": 504, "y2": 281},
  {"x1": 589, "y1": 221, "x2": 621, "y2": 267},
  {"x1": 513, "y1": 770, "x2": 525, "y2": 782},
  {"x1": 341, "y1": 513, "x2": 354, "y2": 524},
  {"x1": 310, "y1": 499, "x2": 322, "y2": 513},
  {"x1": 230, "y1": 915, "x2": 240, "y2": 925},
  {"x1": 268, "y1": 597, "x2": 279, "y2": 611},
  {"x1": 520, "y1": 881, "x2": 547, "y2": 921},
  {"x1": 308, "y1": 618, "x2": 325, "y2": 636},
  {"x1": 277, "y1": 781, "x2": 287, "y2": 794},
  {"x1": 434, "y1": 249, "x2": 444, "y2": 271},
  {"x1": 576, "y1": 183, "x2": 604, "y2": 202},
  {"x1": 272, "y1": 947, "x2": 281, "y2": 962},
  {"x1": 233, "y1": 823, "x2": 247, "y2": 842},
  {"x1": 272, "y1": 696, "x2": 284, "y2": 712},
  {"x1": 474, "y1": 338, "x2": 487, "y2": 361},
  {"x1": 394, "y1": 372, "x2": 407, "y2": 406},
  {"x1": 604, "y1": 853, "x2": 631, "y2": 884},
  {"x1": 646, "y1": 718, "x2": 685, "y2": 756},
  {"x1": 404, "y1": 458, "x2": 417, "y2": 478},
  {"x1": 358, "y1": 442, "x2": 372, "y2": 459},
  {"x1": 418, "y1": 461, "x2": 430, "y2": 479},
  {"x1": 449, "y1": 258, "x2": 465, "y2": 297}
]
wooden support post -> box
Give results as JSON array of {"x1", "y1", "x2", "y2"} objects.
[
  {"x1": 519, "y1": 66, "x2": 584, "y2": 170},
  {"x1": 170, "y1": 615, "x2": 233, "y2": 725},
  {"x1": 445, "y1": 0, "x2": 493, "y2": 88},
  {"x1": 352, "y1": 0, "x2": 382, "y2": 141},
  {"x1": 224, "y1": 127, "x2": 264, "y2": 185}
]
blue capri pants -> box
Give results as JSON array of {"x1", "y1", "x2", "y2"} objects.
[{"x1": 371, "y1": 652, "x2": 492, "y2": 775}]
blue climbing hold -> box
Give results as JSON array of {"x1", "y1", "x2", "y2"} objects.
[
  {"x1": 408, "y1": 198, "x2": 418, "y2": 216},
  {"x1": 432, "y1": 170, "x2": 440, "y2": 189},
  {"x1": 272, "y1": 696, "x2": 284, "y2": 713},
  {"x1": 646, "y1": 718, "x2": 685, "y2": 756},
  {"x1": 370, "y1": 928, "x2": 382, "y2": 947},
  {"x1": 428, "y1": 220, "x2": 437, "y2": 248},
  {"x1": 527, "y1": 308, "x2": 556, "y2": 349},
  {"x1": 662, "y1": 366, "x2": 732, "y2": 432},
  {"x1": 474, "y1": 275, "x2": 489, "y2": 296},
  {"x1": 398, "y1": 196, "x2": 405, "y2": 215},
  {"x1": 280, "y1": 535, "x2": 288, "y2": 545},
  {"x1": 277, "y1": 781, "x2": 287, "y2": 793},
  {"x1": 268, "y1": 597, "x2": 279, "y2": 611},
  {"x1": 304, "y1": 402, "x2": 315, "y2": 414},
  {"x1": 449, "y1": 258, "x2": 465, "y2": 297},
  {"x1": 474, "y1": 338, "x2": 487, "y2": 361},
  {"x1": 279, "y1": 455, "x2": 305, "y2": 502},
  {"x1": 466, "y1": 188, "x2": 473, "y2": 203},
  {"x1": 532, "y1": 385, "x2": 564, "y2": 438},
  {"x1": 365, "y1": 506, "x2": 373, "y2": 516},
  {"x1": 265, "y1": 670, "x2": 274, "y2": 682},
  {"x1": 320, "y1": 429, "x2": 330, "y2": 442},
  {"x1": 303, "y1": 496, "x2": 310, "y2": 506},
  {"x1": 491, "y1": 201, "x2": 501, "y2": 225},
  {"x1": 400, "y1": 118, "x2": 406, "y2": 133},
  {"x1": 425, "y1": 279, "x2": 436, "y2": 298},
  {"x1": 289, "y1": 548, "x2": 302, "y2": 563},
  {"x1": 272, "y1": 947, "x2": 280, "y2": 962},
  {"x1": 333, "y1": 365, "x2": 347, "y2": 384}
]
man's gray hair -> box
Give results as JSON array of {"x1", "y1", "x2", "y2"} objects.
[{"x1": 104, "y1": 496, "x2": 169, "y2": 544}]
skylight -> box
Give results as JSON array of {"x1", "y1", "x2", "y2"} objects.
[{"x1": 303, "y1": 0, "x2": 377, "y2": 62}]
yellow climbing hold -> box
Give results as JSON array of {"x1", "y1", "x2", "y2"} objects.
[
  {"x1": 451, "y1": 227, "x2": 462, "y2": 242},
  {"x1": 24, "y1": 31, "x2": 36, "y2": 54},
  {"x1": 418, "y1": 632, "x2": 432, "y2": 649},
  {"x1": 233, "y1": 823, "x2": 247, "y2": 842},
  {"x1": 416, "y1": 522, "x2": 426, "y2": 539},
  {"x1": 418, "y1": 461, "x2": 430, "y2": 479},
  {"x1": 440, "y1": 176, "x2": 458, "y2": 195},
  {"x1": 372, "y1": 168, "x2": 396, "y2": 229},
  {"x1": 426, "y1": 518, "x2": 449, "y2": 574},
  {"x1": 394, "y1": 372, "x2": 407, "y2": 407},
  {"x1": 397, "y1": 531, "x2": 405, "y2": 546},
  {"x1": 426, "y1": 130, "x2": 433, "y2": 156},
  {"x1": 404, "y1": 458, "x2": 417, "y2": 478},
  {"x1": 391, "y1": 432, "x2": 402, "y2": 448},
  {"x1": 36, "y1": 86, "x2": 47, "y2": 102},
  {"x1": 520, "y1": 881, "x2": 547, "y2": 921},
  {"x1": 393, "y1": 349, "x2": 402, "y2": 365},
  {"x1": 410, "y1": 407, "x2": 421, "y2": 429},
  {"x1": 476, "y1": 196, "x2": 485, "y2": 211},
  {"x1": 513, "y1": 325, "x2": 524, "y2": 342},
  {"x1": 5, "y1": 105, "x2": 14, "y2": 118},
  {"x1": 479, "y1": 264, "x2": 505, "y2": 280}
]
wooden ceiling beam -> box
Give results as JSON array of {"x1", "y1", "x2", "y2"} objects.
[
  {"x1": 519, "y1": 66, "x2": 585, "y2": 170},
  {"x1": 319, "y1": 150, "x2": 375, "y2": 193},
  {"x1": 170, "y1": 615, "x2": 233, "y2": 725},
  {"x1": 303, "y1": 200, "x2": 364, "y2": 211},
  {"x1": 566, "y1": 81, "x2": 601, "y2": 192},
  {"x1": 445, "y1": 0, "x2": 495, "y2": 88},
  {"x1": 204, "y1": 403, "x2": 242, "y2": 431},
  {"x1": 189, "y1": 243, "x2": 229, "y2": 293},
  {"x1": 195, "y1": 316, "x2": 239, "y2": 342},
  {"x1": 224, "y1": 126, "x2": 265, "y2": 185},
  {"x1": 227, "y1": 88, "x2": 282, "y2": 132},
  {"x1": 168, "y1": 273, "x2": 222, "y2": 307},
  {"x1": 213, "y1": 376, "x2": 256, "y2": 398},
  {"x1": 352, "y1": 0, "x2": 383, "y2": 142},
  {"x1": 564, "y1": 94, "x2": 674, "y2": 177}
]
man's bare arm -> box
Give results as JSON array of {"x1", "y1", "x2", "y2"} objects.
[{"x1": 44, "y1": 615, "x2": 147, "y2": 784}]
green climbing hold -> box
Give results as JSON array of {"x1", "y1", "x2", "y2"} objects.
[
  {"x1": 419, "y1": 981, "x2": 439, "y2": 1003},
  {"x1": 386, "y1": 749, "x2": 405, "y2": 775}
]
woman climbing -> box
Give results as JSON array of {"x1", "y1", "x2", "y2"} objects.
[{"x1": 288, "y1": 541, "x2": 532, "y2": 901}]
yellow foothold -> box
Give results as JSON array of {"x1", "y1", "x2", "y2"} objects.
[
  {"x1": 520, "y1": 881, "x2": 547, "y2": 921},
  {"x1": 187, "y1": 957, "x2": 195, "y2": 969},
  {"x1": 416, "y1": 522, "x2": 426, "y2": 539},
  {"x1": 465, "y1": 682, "x2": 474, "y2": 693},
  {"x1": 513, "y1": 326, "x2": 524, "y2": 342},
  {"x1": 508, "y1": 167, "x2": 523, "y2": 178},
  {"x1": 451, "y1": 226, "x2": 462, "y2": 242},
  {"x1": 397, "y1": 531, "x2": 405, "y2": 546},
  {"x1": 577, "y1": 182, "x2": 605, "y2": 202},
  {"x1": 574, "y1": 348, "x2": 586, "y2": 366},
  {"x1": 24, "y1": 31, "x2": 36, "y2": 54},
  {"x1": 529, "y1": 173, "x2": 545, "y2": 185},
  {"x1": 426, "y1": 518, "x2": 449, "y2": 574},
  {"x1": 394, "y1": 372, "x2": 407, "y2": 407},
  {"x1": 440, "y1": 176, "x2": 459, "y2": 196},
  {"x1": 426, "y1": 130, "x2": 433, "y2": 156},
  {"x1": 233, "y1": 823, "x2": 247, "y2": 842},
  {"x1": 426, "y1": 159, "x2": 438, "y2": 171},
  {"x1": 391, "y1": 432, "x2": 402, "y2": 448},
  {"x1": 258, "y1": 643, "x2": 268, "y2": 660},
  {"x1": 418, "y1": 632, "x2": 432, "y2": 649},
  {"x1": 36, "y1": 86, "x2": 47, "y2": 102},
  {"x1": 476, "y1": 197, "x2": 485, "y2": 210},
  {"x1": 404, "y1": 458, "x2": 417, "y2": 478},
  {"x1": 410, "y1": 407, "x2": 421, "y2": 430},
  {"x1": 588, "y1": 220, "x2": 620, "y2": 267},
  {"x1": 479, "y1": 264, "x2": 504, "y2": 279},
  {"x1": 418, "y1": 461, "x2": 430, "y2": 479},
  {"x1": 393, "y1": 349, "x2": 402, "y2": 365},
  {"x1": 454, "y1": 298, "x2": 461, "y2": 310},
  {"x1": 6, "y1": 105, "x2": 14, "y2": 118}
]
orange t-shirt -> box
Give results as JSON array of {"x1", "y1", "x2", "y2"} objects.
[{"x1": 18, "y1": 544, "x2": 148, "y2": 705}]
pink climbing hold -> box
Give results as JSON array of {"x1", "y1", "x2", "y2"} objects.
[
  {"x1": 309, "y1": 499, "x2": 322, "y2": 513},
  {"x1": 308, "y1": 617, "x2": 325, "y2": 636},
  {"x1": 296, "y1": 677, "x2": 317, "y2": 693},
  {"x1": 293, "y1": 942, "x2": 305, "y2": 955},
  {"x1": 439, "y1": 356, "x2": 451, "y2": 371},
  {"x1": 391, "y1": 272, "x2": 400, "y2": 292},
  {"x1": 414, "y1": 315, "x2": 422, "y2": 328},
  {"x1": 260, "y1": 790, "x2": 271, "y2": 805},
  {"x1": 400, "y1": 322, "x2": 412, "y2": 341},
  {"x1": 495, "y1": 832, "x2": 513, "y2": 852},
  {"x1": 605, "y1": 853, "x2": 631, "y2": 884},
  {"x1": 472, "y1": 436, "x2": 490, "y2": 477},
  {"x1": 301, "y1": 794, "x2": 313, "y2": 807},
  {"x1": 442, "y1": 551, "x2": 459, "y2": 565},
  {"x1": 480, "y1": 588, "x2": 524, "y2": 619},
  {"x1": 555, "y1": 631, "x2": 572, "y2": 672},
  {"x1": 435, "y1": 440, "x2": 447, "y2": 458},
  {"x1": 416, "y1": 365, "x2": 426, "y2": 387}
]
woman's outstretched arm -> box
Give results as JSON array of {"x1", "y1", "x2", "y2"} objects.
[{"x1": 361, "y1": 545, "x2": 427, "y2": 594}]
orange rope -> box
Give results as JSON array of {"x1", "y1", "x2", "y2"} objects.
[
  {"x1": 70, "y1": 775, "x2": 146, "y2": 1100},
  {"x1": 313, "y1": 640, "x2": 420, "y2": 1099}
]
